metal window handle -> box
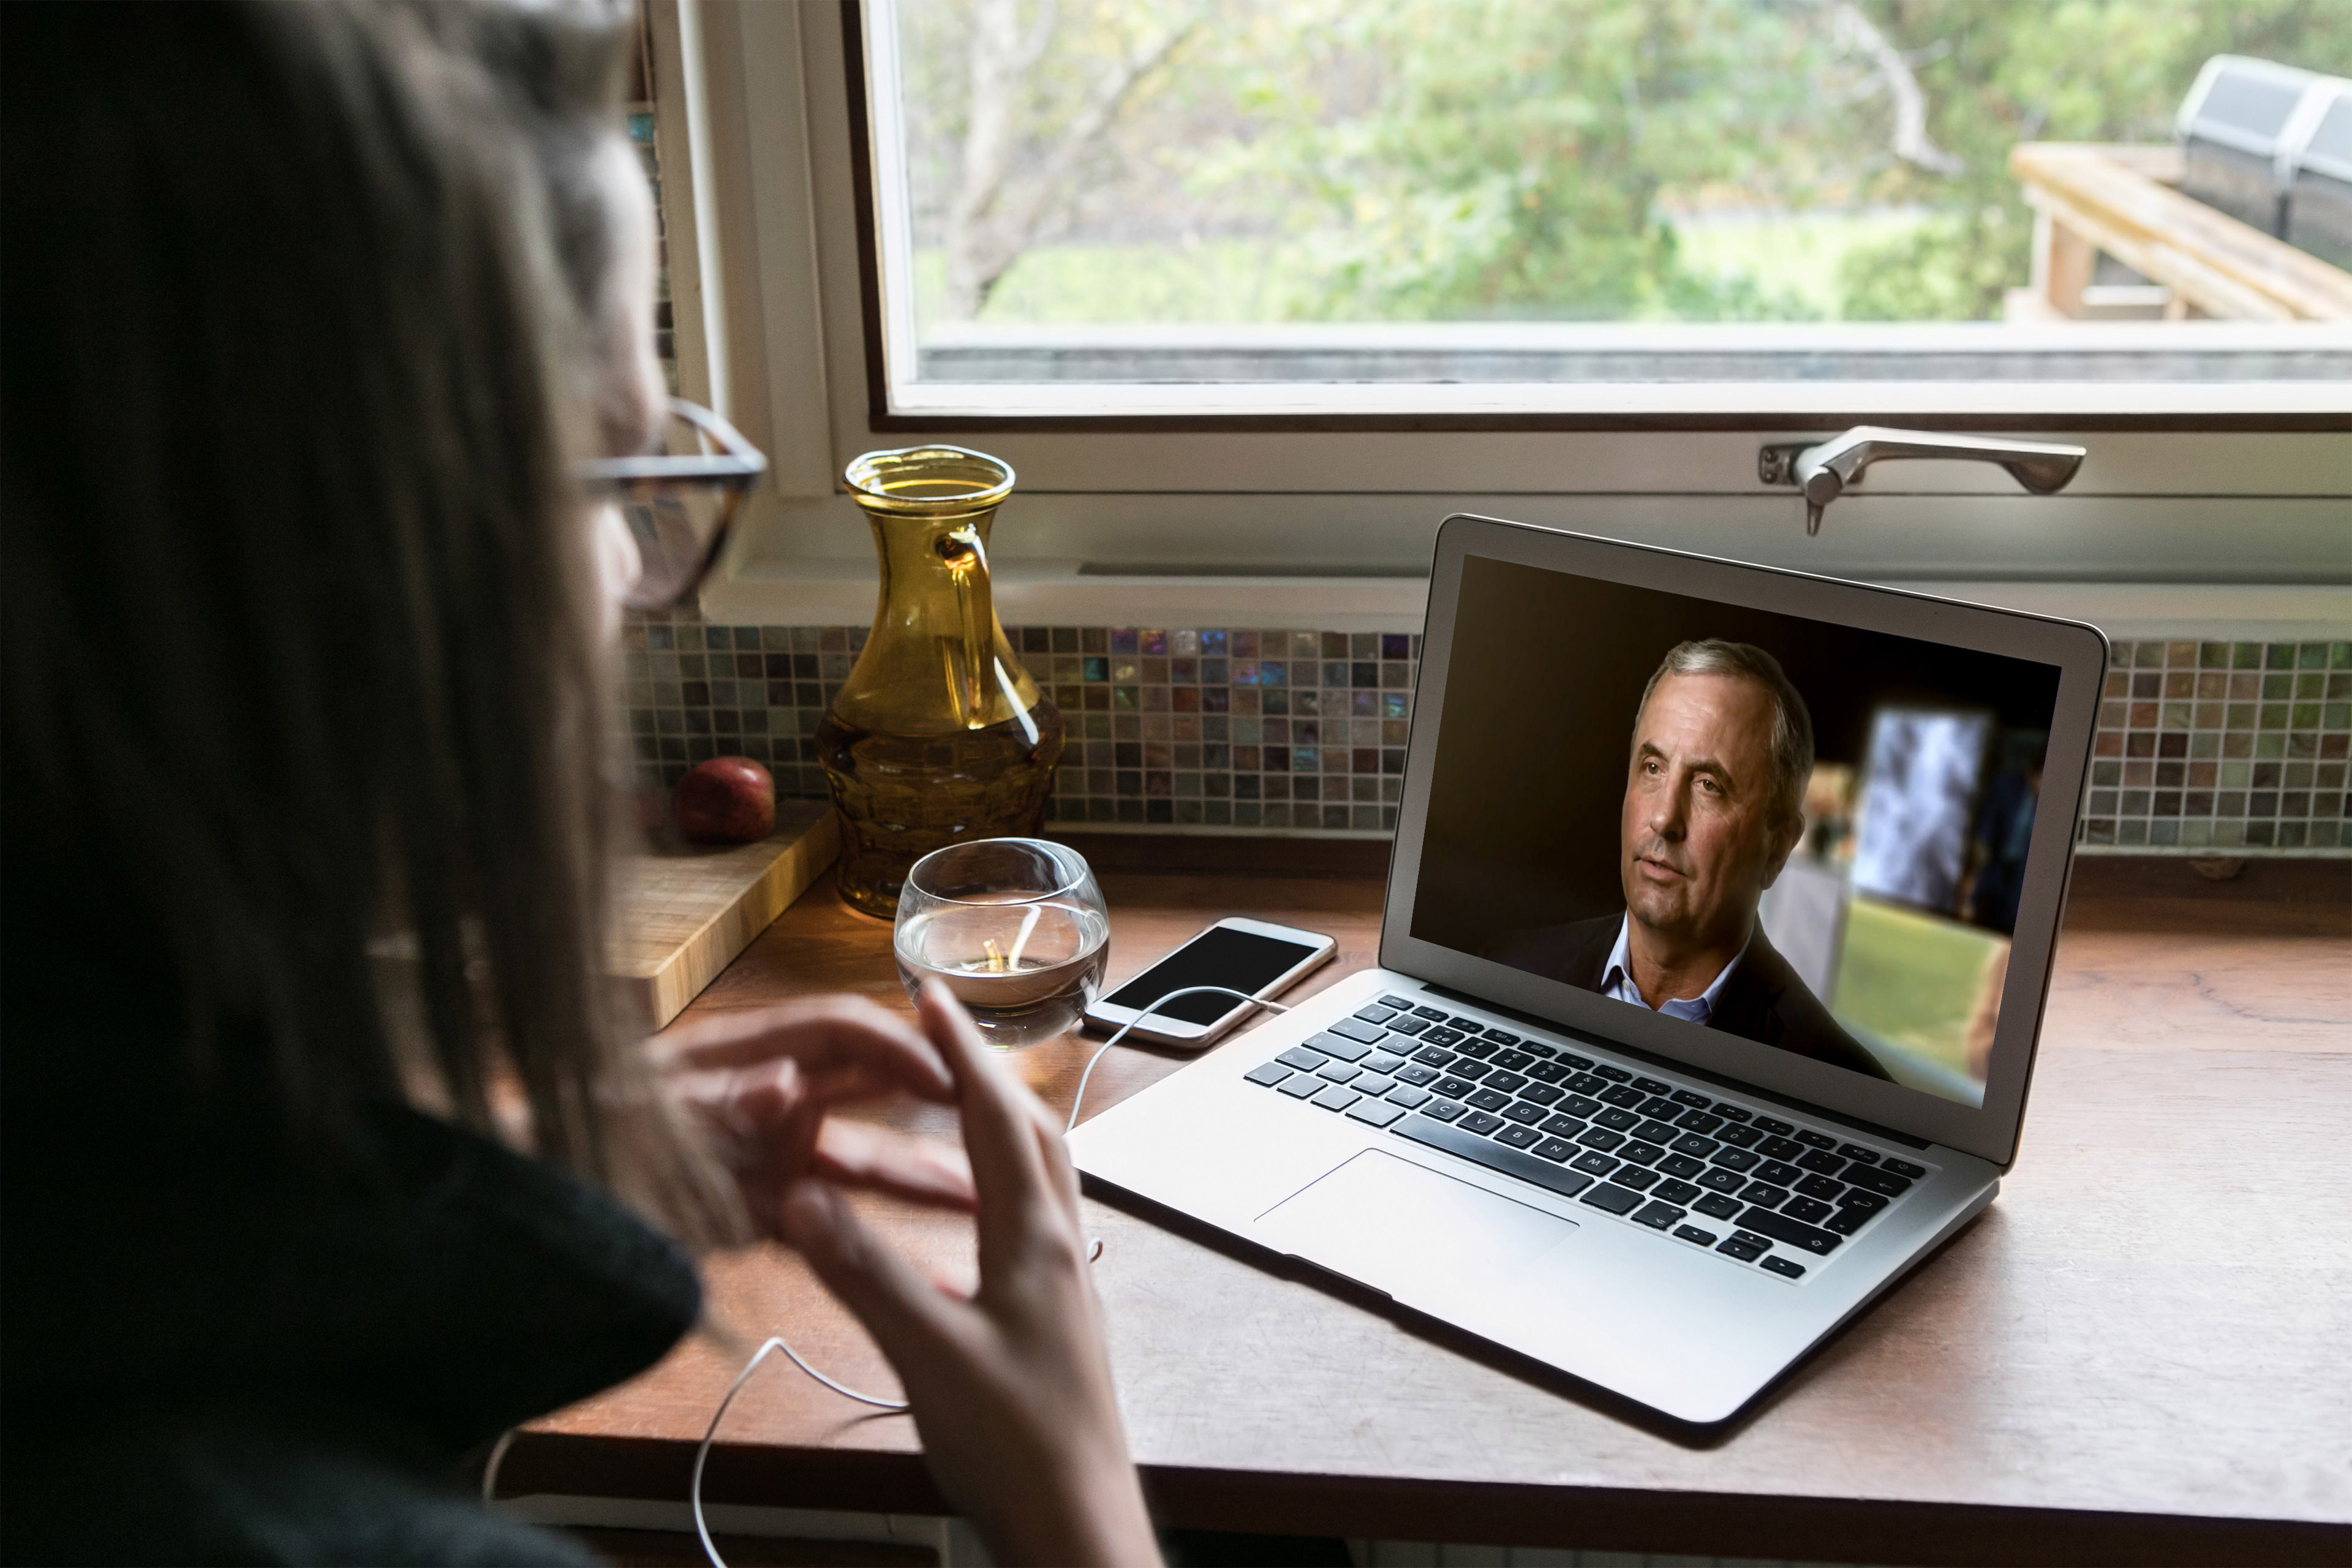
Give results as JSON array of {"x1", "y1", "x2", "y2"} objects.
[{"x1": 1758, "y1": 426, "x2": 2087, "y2": 535}]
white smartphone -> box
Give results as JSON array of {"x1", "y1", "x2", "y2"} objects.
[{"x1": 1084, "y1": 916, "x2": 1338, "y2": 1049}]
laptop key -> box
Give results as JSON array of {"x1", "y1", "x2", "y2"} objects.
[
  {"x1": 1571, "y1": 1152, "x2": 1619, "y2": 1177},
  {"x1": 1459, "y1": 1110, "x2": 1506, "y2": 1135},
  {"x1": 1716, "y1": 1123, "x2": 1765, "y2": 1148},
  {"x1": 1317, "y1": 1061, "x2": 1362, "y2": 1084},
  {"x1": 1354, "y1": 1006, "x2": 1399, "y2": 1026},
  {"x1": 1277, "y1": 1047, "x2": 1327, "y2": 1072},
  {"x1": 1491, "y1": 1050, "x2": 1534, "y2": 1073},
  {"x1": 1836, "y1": 1188, "x2": 1888, "y2": 1213},
  {"x1": 1825, "y1": 1207, "x2": 1870, "y2": 1235},
  {"x1": 1698, "y1": 1169, "x2": 1746, "y2": 1194},
  {"x1": 1600, "y1": 1085, "x2": 1646, "y2": 1109},
  {"x1": 1653, "y1": 1178, "x2": 1702, "y2": 1205},
  {"x1": 1882, "y1": 1157, "x2": 1928, "y2": 1180},
  {"x1": 1675, "y1": 1224, "x2": 1719, "y2": 1246},
  {"x1": 1670, "y1": 1089, "x2": 1712, "y2": 1108},
  {"x1": 1467, "y1": 1088, "x2": 1511, "y2": 1112},
  {"x1": 1411, "y1": 1005, "x2": 1450, "y2": 1022},
  {"x1": 1524, "y1": 1042, "x2": 1558, "y2": 1059},
  {"x1": 1838, "y1": 1143, "x2": 1881, "y2": 1164},
  {"x1": 1526, "y1": 1061, "x2": 1568, "y2": 1084},
  {"x1": 1739, "y1": 1207, "x2": 1843, "y2": 1254},
  {"x1": 1378, "y1": 994, "x2": 1415, "y2": 1009},
  {"x1": 1619, "y1": 1140, "x2": 1666, "y2": 1166},
  {"x1": 1757, "y1": 1160, "x2": 1803, "y2": 1186},
  {"x1": 1501, "y1": 1101, "x2": 1546, "y2": 1126},
  {"x1": 1782, "y1": 1196, "x2": 1834, "y2": 1224},
  {"x1": 1396, "y1": 1064, "x2": 1440, "y2": 1087},
  {"x1": 1759, "y1": 1256, "x2": 1807, "y2": 1280},
  {"x1": 1329, "y1": 1019, "x2": 1387, "y2": 1045},
  {"x1": 1306, "y1": 1031, "x2": 1373, "y2": 1063},
  {"x1": 1532, "y1": 1137, "x2": 1577, "y2": 1163},
  {"x1": 1365, "y1": 1051, "x2": 1407, "y2": 1074},
  {"x1": 1413, "y1": 1044, "x2": 1457, "y2": 1067},
  {"x1": 1711, "y1": 1147, "x2": 1762, "y2": 1172},
  {"x1": 1694, "y1": 1192, "x2": 1743, "y2": 1220},
  {"x1": 1757, "y1": 1134, "x2": 1803, "y2": 1160},
  {"x1": 1592, "y1": 1064, "x2": 1633, "y2": 1082},
  {"x1": 1434, "y1": 1076, "x2": 1476, "y2": 1098},
  {"x1": 1449, "y1": 1061, "x2": 1492, "y2": 1084},
  {"x1": 1580, "y1": 1184, "x2": 1643, "y2": 1215},
  {"x1": 1796, "y1": 1174, "x2": 1844, "y2": 1202},
  {"x1": 1609, "y1": 1167, "x2": 1659, "y2": 1193},
  {"x1": 1485, "y1": 1071, "x2": 1529, "y2": 1095},
  {"x1": 1392, "y1": 1115, "x2": 1596, "y2": 1201},
  {"x1": 1540, "y1": 1114, "x2": 1588, "y2": 1138},
  {"x1": 1483, "y1": 1030, "x2": 1521, "y2": 1046},
  {"x1": 1561, "y1": 1053, "x2": 1594, "y2": 1070},
  {"x1": 1386, "y1": 1085, "x2": 1433, "y2": 1110},
  {"x1": 1519, "y1": 1083, "x2": 1564, "y2": 1107},
  {"x1": 1797, "y1": 1150, "x2": 1846, "y2": 1178},
  {"x1": 1447, "y1": 1015, "x2": 1486, "y2": 1031},
  {"x1": 1563, "y1": 1072, "x2": 1607, "y2": 1095},
  {"x1": 1595, "y1": 1108, "x2": 1641, "y2": 1132},
  {"x1": 1658, "y1": 1153, "x2": 1705, "y2": 1179},
  {"x1": 1278, "y1": 1075, "x2": 1324, "y2": 1099},
  {"x1": 1740, "y1": 1182, "x2": 1791, "y2": 1207},
  {"x1": 1353, "y1": 1074, "x2": 1397, "y2": 1098},
  {"x1": 1423, "y1": 1098, "x2": 1466, "y2": 1122},
  {"x1": 1712, "y1": 1102, "x2": 1753, "y2": 1121},
  {"x1": 1717, "y1": 1237, "x2": 1767, "y2": 1262},
  {"x1": 1495, "y1": 1124, "x2": 1541, "y2": 1149},
  {"x1": 1634, "y1": 1118, "x2": 1679, "y2": 1143},
  {"x1": 1843, "y1": 1166, "x2": 1913, "y2": 1198},
  {"x1": 1558, "y1": 1094, "x2": 1602, "y2": 1118},
  {"x1": 1245, "y1": 1062, "x2": 1292, "y2": 1087},
  {"x1": 1671, "y1": 1134, "x2": 1721, "y2": 1158},
  {"x1": 1576, "y1": 1127, "x2": 1626, "y2": 1152},
  {"x1": 1674, "y1": 1110, "x2": 1724, "y2": 1136},
  {"x1": 1389, "y1": 1016, "x2": 1432, "y2": 1037},
  {"x1": 1422, "y1": 1027, "x2": 1465, "y2": 1047},
  {"x1": 1632, "y1": 1201, "x2": 1684, "y2": 1231},
  {"x1": 1640, "y1": 1097, "x2": 1681, "y2": 1120},
  {"x1": 1454, "y1": 1039, "x2": 1501, "y2": 1061},
  {"x1": 1633, "y1": 1076, "x2": 1671, "y2": 1094},
  {"x1": 1752, "y1": 1115, "x2": 1795, "y2": 1135},
  {"x1": 1311, "y1": 1086, "x2": 1362, "y2": 1112},
  {"x1": 1795, "y1": 1129, "x2": 1838, "y2": 1150},
  {"x1": 1347, "y1": 1098, "x2": 1407, "y2": 1128}
]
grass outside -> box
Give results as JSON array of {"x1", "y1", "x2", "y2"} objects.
[
  {"x1": 909, "y1": 205, "x2": 1945, "y2": 329},
  {"x1": 1831, "y1": 895, "x2": 2003, "y2": 1085}
]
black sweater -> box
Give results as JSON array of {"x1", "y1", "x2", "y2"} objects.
[{"x1": 1, "y1": 915, "x2": 700, "y2": 1562}]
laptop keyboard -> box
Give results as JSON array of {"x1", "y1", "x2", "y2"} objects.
[{"x1": 1241, "y1": 995, "x2": 1932, "y2": 1281}]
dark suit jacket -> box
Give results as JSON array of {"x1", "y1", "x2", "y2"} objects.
[{"x1": 1487, "y1": 913, "x2": 1893, "y2": 1080}]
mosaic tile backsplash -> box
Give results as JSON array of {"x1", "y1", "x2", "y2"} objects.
[{"x1": 622, "y1": 615, "x2": 2352, "y2": 854}]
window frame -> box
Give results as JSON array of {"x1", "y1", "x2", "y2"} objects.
[{"x1": 649, "y1": 0, "x2": 2352, "y2": 624}]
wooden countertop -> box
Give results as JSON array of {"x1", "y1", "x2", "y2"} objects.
[{"x1": 502, "y1": 843, "x2": 2352, "y2": 1566}]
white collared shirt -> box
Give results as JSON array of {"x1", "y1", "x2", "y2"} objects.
[{"x1": 1599, "y1": 915, "x2": 1746, "y2": 1025}]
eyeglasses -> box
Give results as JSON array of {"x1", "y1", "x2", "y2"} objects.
[{"x1": 578, "y1": 398, "x2": 767, "y2": 611}]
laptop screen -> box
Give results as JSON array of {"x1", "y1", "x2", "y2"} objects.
[{"x1": 1407, "y1": 552, "x2": 2067, "y2": 1110}]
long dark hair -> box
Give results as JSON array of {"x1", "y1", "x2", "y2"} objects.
[{"x1": 1, "y1": 1, "x2": 715, "y2": 1226}]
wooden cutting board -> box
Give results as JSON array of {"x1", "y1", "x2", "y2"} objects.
[{"x1": 614, "y1": 800, "x2": 840, "y2": 1030}]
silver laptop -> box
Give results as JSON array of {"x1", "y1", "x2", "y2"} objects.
[{"x1": 1068, "y1": 516, "x2": 2106, "y2": 1426}]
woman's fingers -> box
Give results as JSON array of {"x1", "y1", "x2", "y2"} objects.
[
  {"x1": 657, "y1": 995, "x2": 955, "y2": 1101},
  {"x1": 914, "y1": 983, "x2": 1058, "y2": 1256},
  {"x1": 778, "y1": 1179, "x2": 966, "y2": 1376},
  {"x1": 813, "y1": 1120, "x2": 978, "y2": 1212}
]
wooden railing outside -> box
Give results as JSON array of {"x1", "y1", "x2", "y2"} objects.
[{"x1": 2008, "y1": 141, "x2": 2352, "y2": 322}]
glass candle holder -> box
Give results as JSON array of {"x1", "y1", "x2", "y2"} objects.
[{"x1": 891, "y1": 838, "x2": 1108, "y2": 1050}]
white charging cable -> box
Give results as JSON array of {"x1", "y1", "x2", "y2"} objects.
[{"x1": 680, "y1": 984, "x2": 1290, "y2": 1568}]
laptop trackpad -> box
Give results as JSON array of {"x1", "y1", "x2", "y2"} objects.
[{"x1": 1254, "y1": 1148, "x2": 1578, "y2": 1300}]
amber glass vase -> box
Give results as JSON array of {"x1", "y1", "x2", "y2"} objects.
[{"x1": 817, "y1": 446, "x2": 1065, "y2": 918}]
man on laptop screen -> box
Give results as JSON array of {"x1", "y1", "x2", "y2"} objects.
[{"x1": 1489, "y1": 639, "x2": 1890, "y2": 1079}]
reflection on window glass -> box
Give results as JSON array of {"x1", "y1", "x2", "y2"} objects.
[{"x1": 876, "y1": 0, "x2": 2352, "y2": 383}]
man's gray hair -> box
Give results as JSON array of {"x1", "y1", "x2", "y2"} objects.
[{"x1": 1635, "y1": 639, "x2": 1814, "y2": 833}]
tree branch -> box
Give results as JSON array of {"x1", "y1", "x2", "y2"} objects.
[{"x1": 1829, "y1": 1, "x2": 1964, "y2": 178}]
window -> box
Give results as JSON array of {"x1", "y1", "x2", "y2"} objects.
[
  {"x1": 647, "y1": 1, "x2": 2347, "y2": 635},
  {"x1": 860, "y1": 0, "x2": 2352, "y2": 418}
]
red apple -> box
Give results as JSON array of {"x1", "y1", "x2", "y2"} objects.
[{"x1": 673, "y1": 756, "x2": 775, "y2": 844}]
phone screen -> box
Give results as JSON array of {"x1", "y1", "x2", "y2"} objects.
[{"x1": 1104, "y1": 927, "x2": 1322, "y2": 1025}]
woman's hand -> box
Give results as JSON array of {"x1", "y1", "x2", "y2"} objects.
[
  {"x1": 778, "y1": 982, "x2": 1160, "y2": 1568},
  {"x1": 654, "y1": 995, "x2": 976, "y2": 1235}
]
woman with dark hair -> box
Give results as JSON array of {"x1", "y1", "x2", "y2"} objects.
[{"x1": 0, "y1": 4, "x2": 1156, "y2": 1562}]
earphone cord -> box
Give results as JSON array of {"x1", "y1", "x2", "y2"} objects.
[{"x1": 477, "y1": 986, "x2": 1290, "y2": 1568}]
